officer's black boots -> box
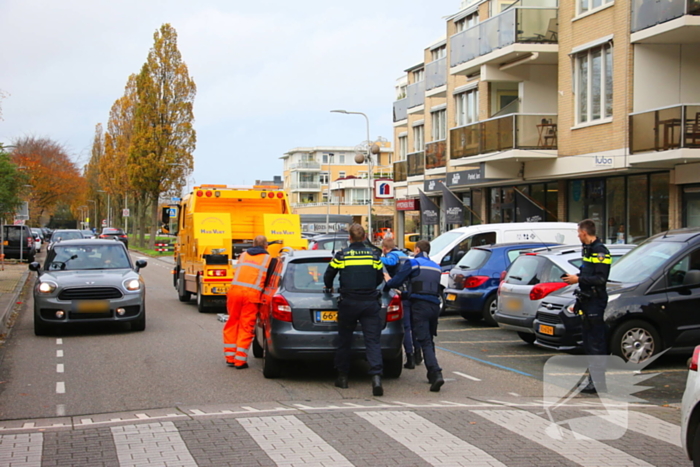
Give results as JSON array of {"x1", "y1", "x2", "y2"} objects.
[
  {"x1": 371, "y1": 375, "x2": 383, "y2": 396},
  {"x1": 404, "y1": 353, "x2": 416, "y2": 369},
  {"x1": 428, "y1": 371, "x2": 445, "y2": 392},
  {"x1": 415, "y1": 347, "x2": 423, "y2": 366},
  {"x1": 335, "y1": 373, "x2": 349, "y2": 389},
  {"x1": 579, "y1": 377, "x2": 607, "y2": 395}
]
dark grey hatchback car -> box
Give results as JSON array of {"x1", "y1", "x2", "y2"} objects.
[{"x1": 253, "y1": 249, "x2": 404, "y2": 379}]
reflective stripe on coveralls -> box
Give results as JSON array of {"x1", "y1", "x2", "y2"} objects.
[{"x1": 230, "y1": 252, "x2": 271, "y2": 292}]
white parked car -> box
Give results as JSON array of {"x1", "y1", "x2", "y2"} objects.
[{"x1": 682, "y1": 345, "x2": 700, "y2": 465}]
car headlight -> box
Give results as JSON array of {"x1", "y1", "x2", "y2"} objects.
[
  {"x1": 38, "y1": 281, "x2": 57, "y2": 294},
  {"x1": 124, "y1": 279, "x2": 141, "y2": 291}
]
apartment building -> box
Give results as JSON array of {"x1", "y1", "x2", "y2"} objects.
[
  {"x1": 392, "y1": 0, "x2": 700, "y2": 247},
  {"x1": 281, "y1": 144, "x2": 395, "y2": 233}
]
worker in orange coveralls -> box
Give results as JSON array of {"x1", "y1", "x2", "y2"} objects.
[{"x1": 223, "y1": 235, "x2": 277, "y2": 369}]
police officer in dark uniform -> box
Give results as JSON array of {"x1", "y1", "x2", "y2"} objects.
[
  {"x1": 562, "y1": 219, "x2": 612, "y2": 394},
  {"x1": 384, "y1": 240, "x2": 445, "y2": 392},
  {"x1": 324, "y1": 223, "x2": 385, "y2": 396}
]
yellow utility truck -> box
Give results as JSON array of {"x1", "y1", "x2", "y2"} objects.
[{"x1": 162, "y1": 185, "x2": 307, "y2": 312}]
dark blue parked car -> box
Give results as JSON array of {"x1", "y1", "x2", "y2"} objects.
[{"x1": 443, "y1": 243, "x2": 559, "y2": 326}]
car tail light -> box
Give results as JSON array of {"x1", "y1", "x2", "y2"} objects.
[
  {"x1": 276, "y1": 192, "x2": 284, "y2": 199},
  {"x1": 272, "y1": 295, "x2": 292, "y2": 322},
  {"x1": 690, "y1": 345, "x2": 700, "y2": 371},
  {"x1": 498, "y1": 271, "x2": 507, "y2": 296},
  {"x1": 529, "y1": 282, "x2": 568, "y2": 301},
  {"x1": 206, "y1": 190, "x2": 213, "y2": 197},
  {"x1": 99, "y1": 234, "x2": 108, "y2": 239},
  {"x1": 386, "y1": 294, "x2": 403, "y2": 322},
  {"x1": 196, "y1": 190, "x2": 203, "y2": 197},
  {"x1": 120, "y1": 235, "x2": 128, "y2": 239},
  {"x1": 206, "y1": 269, "x2": 227, "y2": 277},
  {"x1": 463, "y1": 276, "x2": 489, "y2": 289},
  {"x1": 311, "y1": 243, "x2": 318, "y2": 250},
  {"x1": 27, "y1": 236, "x2": 33, "y2": 246}
]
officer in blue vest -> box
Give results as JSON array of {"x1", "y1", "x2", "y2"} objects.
[
  {"x1": 384, "y1": 239, "x2": 445, "y2": 392},
  {"x1": 562, "y1": 219, "x2": 612, "y2": 394}
]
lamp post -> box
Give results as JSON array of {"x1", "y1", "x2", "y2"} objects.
[
  {"x1": 325, "y1": 154, "x2": 332, "y2": 233},
  {"x1": 330, "y1": 110, "x2": 374, "y2": 241}
]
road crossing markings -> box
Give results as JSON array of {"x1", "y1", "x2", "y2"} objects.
[
  {"x1": 356, "y1": 410, "x2": 507, "y2": 467},
  {"x1": 453, "y1": 371, "x2": 482, "y2": 381},
  {"x1": 474, "y1": 409, "x2": 654, "y2": 467},
  {"x1": 0, "y1": 433, "x2": 43, "y2": 466},
  {"x1": 238, "y1": 415, "x2": 354, "y2": 466},
  {"x1": 112, "y1": 421, "x2": 197, "y2": 467},
  {"x1": 585, "y1": 410, "x2": 682, "y2": 447}
]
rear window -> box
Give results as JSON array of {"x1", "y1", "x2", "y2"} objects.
[
  {"x1": 505, "y1": 255, "x2": 545, "y2": 285},
  {"x1": 317, "y1": 238, "x2": 348, "y2": 250},
  {"x1": 2, "y1": 226, "x2": 28, "y2": 242},
  {"x1": 53, "y1": 231, "x2": 83, "y2": 241},
  {"x1": 456, "y1": 248, "x2": 490, "y2": 270},
  {"x1": 284, "y1": 259, "x2": 338, "y2": 293}
]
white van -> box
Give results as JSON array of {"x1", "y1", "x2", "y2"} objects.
[{"x1": 429, "y1": 222, "x2": 580, "y2": 289}]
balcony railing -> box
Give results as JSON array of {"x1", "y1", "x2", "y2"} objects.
[
  {"x1": 289, "y1": 161, "x2": 321, "y2": 170},
  {"x1": 393, "y1": 98, "x2": 408, "y2": 122},
  {"x1": 450, "y1": 114, "x2": 558, "y2": 159},
  {"x1": 290, "y1": 181, "x2": 321, "y2": 190},
  {"x1": 631, "y1": 0, "x2": 700, "y2": 33},
  {"x1": 630, "y1": 104, "x2": 700, "y2": 153},
  {"x1": 407, "y1": 151, "x2": 425, "y2": 177},
  {"x1": 407, "y1": 81, "x2": 426, "y2": 109},
  {"x1": 450, "y1": 6, "x2": 558, "y2": 68},
  {"x1": 426, "y1": 140, "x2": 447, "y2": 169},
  {"x1": 426, "y1": 57, "x2": 447, "y2": 91},
  {"x1": 394, "y1": 160, "x2": 407, "y2": 182}
]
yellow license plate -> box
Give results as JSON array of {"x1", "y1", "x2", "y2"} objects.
[
  {"x1": 505, "y1": 298, "x2": 521, "y2": 311},
  {"x1": 446, "y1": 293, "x2": 457, "y2": 301},
  {"x1": 75, "y1": 300, "x2": 110, "y2": 313},
  {"x1": 539, "y1": 324, "x2": 554, "y2": 336},
  {"x1": 316, "y1": 311, "x2": 337, "y2": 322}
]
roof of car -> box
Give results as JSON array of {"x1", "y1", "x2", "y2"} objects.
[
  {"x1": 525, "y1": 243, "x2": 637, "y2": 256},
  {"x1": 51, "y1": 239, "x2": 126, "y2": 247},
  {"x1": 283, "y1": 249, "x2": 335, "y2": 260},
  {"x1": 647, "y1": 227, "x2": 700, "y2": 243},
  {"x1": 471, "y1": 242, "x2": 560, "y2": 251}
]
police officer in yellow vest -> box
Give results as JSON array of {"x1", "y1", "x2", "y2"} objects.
[
  {"x1": 562, "y1": 219, "x2": 612, "y2": 394},
  {"x1": 324, "y1": 223, "x2": 385, "y2": 396}
]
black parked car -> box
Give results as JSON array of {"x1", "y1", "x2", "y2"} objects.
[
  {"x1": 2, "y1": 225, "x2": 36, "y2": 262},
  {"x1": 253, "y1": 249, "x2": 404, "y2": 379},
  {"x1": 534, "y1": 228, "x2": 700, "y2": 363},
  {"x1": 99, "y1": 228, "x2": 129, "y2": 249}
]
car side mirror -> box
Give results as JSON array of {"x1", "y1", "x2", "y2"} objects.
[
  {"x1": 135, "y1": 259, "x2": 148, "y2": 272},
  {"x1": 683, "y1": 269, "x2": 700, "y2": 287},
  {"x1": 28, "y1": 262, "x2": 42, "y2": 276}
]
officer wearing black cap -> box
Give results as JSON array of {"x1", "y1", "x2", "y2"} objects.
[
  {"x1": 562, "y1": 218, "x2": 612, "y2": 394},
  {"x1": 324, "y1": 223, "x2": 385, "y2": 396}
]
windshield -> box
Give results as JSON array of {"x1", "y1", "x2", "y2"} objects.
[
  {"x1": 47, "y1": 244, "x2": 131, "y2": 271},
  {"x1": 54, "y1": 231, "x2": 83, "y2": 241},
  {"x1": 457, "y1": 248, "x2": 490, "y2": 269},
  {"x1": 430, "y1": 231, "x2": 463, "y2": 255},
  {"x1": 608, "y1": 241, "x2": 684, "y2": 283}
]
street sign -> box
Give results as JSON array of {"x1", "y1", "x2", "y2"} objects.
[
  {"x1": 171, "y1": 197, "x2": 181, "y2": 202},
  {"x1": 168, "y1": 208, "x2": 176, "y2": 217},
  {"x1": 123, "y1": 208, "x2": 130, "y2": 217},
  {"x1": 102, "y1": 219, "x2": 107, "y2": 227},
  {"x1": 13, "y1": 219, "x2": 25, "y2": 225}
]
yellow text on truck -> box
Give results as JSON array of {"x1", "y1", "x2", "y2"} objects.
[{"x1": 161, "y1": 185, "x2": 306, "y2": 312}]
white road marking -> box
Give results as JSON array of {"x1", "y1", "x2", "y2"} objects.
[
  {"x1": 509, "y1": 392, "x2": 520, "y2": 397},
  {"x1": 56, "y1": 404, "x2": 65, "y2": 416},
  {"x1": 0, "y1": 433, "x2": 43, "y2": 466},
  {"x1": 56, "y1": 364, "x2": 64, "y2": 373},
  {"x1": 112, "y1": 421, "x2": 197, "y2": 467},
  {"x1": 238, "y1": 415, "x2": 353, "y2": 466},
  {"x1": 356, "y1": 410, "x2": 506, "y2": 466},
  {"x1": 56, "y1": 338, "x2": 62, "y2": 345},
  {"x1": 56, "y1": 382, "x2": 65, "y2": 394},
  {"x1": 585, "y1": 410, "x2": 682, "y2": 447},
  {"x1": 474, "y1": 409, "x2": 654, "y2": 467},
  {"x1": 453, "y1": 371, "x2": 482, "y2": 381},
  {"x1": 56, "y1": 350, "x2": 63, "y2": 358}
]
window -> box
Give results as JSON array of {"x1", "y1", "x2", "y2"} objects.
[
  {"x1": 455, "y1": 89, "x2": 479, "y2": 126},
  {"x1": 431, "y1": 109, "x2": 447, "y2": 141},
  {"x1": 578, "y1": 0, "x2": 613, "y2": 15},
  {"x1": 338, "y1": 154, "x2": 345, "y2": 164},
  {"x1": 413, "y1": 69, "x2": 424, "y2": 82},
  {"x1": 431, "y1": 46, "x2": 446, "y2": 61},
  {"x1": 574, "y1": 43, "x2": 613, "y2": 124},
  {"x1": 413, "y1": 125, "x2": 424, "y2": 151},
  {"x1": 455, "y1": 12, "x2": 478, "y2": 32},
  {"x1": 322, "y1": 153, "x2": 335, "y2": 164},
  {"x1": 668, "y1": 249, "x2": 700, "y2": 287},
  {"x1": 339, "y1": 171, "x2": 346, "y2": 179},
  {"x1": 398, "y1": 136, "x2": 408, "y2": 161},
  {"x1": 320, "y1": 172, "x2": 329, "y2": 184}
]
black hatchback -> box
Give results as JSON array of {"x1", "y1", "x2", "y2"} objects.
[
  {"x1": 99, "y1": 228, "x2": 128, "y2": 249},
  {"x1": 253, "y1": 249, "x2": 404, "y2": 379},
  {"x1": 534, "y1": 228, "x2": 700, "y2": 363}
]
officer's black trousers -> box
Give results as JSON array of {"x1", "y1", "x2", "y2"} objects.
[
  {"x1": 582, "y1": 299, "x2": 608, "y2": 390},
  {"x1": 335, "y1": 297, "x2": 383, "y2": 376},
  {"x1": 411, "y1": 299, "x2": 442, "y2": 375}
]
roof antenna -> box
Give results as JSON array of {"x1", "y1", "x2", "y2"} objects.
[{"x1": 531, "y1": 229, "x2": 552, "y2": 252}]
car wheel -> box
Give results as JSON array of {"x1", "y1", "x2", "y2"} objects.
[
  {"x1": 262, "y1": 338, "x2": 283, "y2": 379},
  {"x1": 132, "y1": 309, "x2": 146, "y2": 332},
  {"x1": 252, "y1": 333, "x2": 263, "y2": 358},
  {"x1": 438, "y1": 286, "x2": 446, "y2": 315},
  {"x1": 176, "y1": 270, "x2": 191, "y2": 302},
  {"x1": 384, "y1": 351, "x2": 403, "y2": 378},
  {"x1": 517, "y1": 332, "x2": 536, "y2": 344},
  {"x1": 196, "y1": 279, "x2": 208, "y2": 313},
  {"x1": 692, "y1": 423, "x2": 700, "y2": 467},
  {"x1": 610, "y1": 320, "x2": 662, "y2": 363},
  {"x1": 481, "y1": 294, "x2": 498, "y2": 327}
]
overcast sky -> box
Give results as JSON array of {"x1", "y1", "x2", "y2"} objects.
[{"x1": 0, "y1": 0, "x2": 461, "y2": 186}]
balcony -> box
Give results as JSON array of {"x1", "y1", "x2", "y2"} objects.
[
  {"x1": 426, "y1": 140, "x2": 447, "y2": 170},
  {"x1": 290, "y1": 181, "x2": 322, "y2": 191},
  {"x1": 450, "y1": 5, "x2": 558, "y2": 75},
  {"x1": 425, "y1": 57, "x2": 447, "y2": 92},
  {"x1": 630, "y1": 104, "x2": 700, "y2": 156},
  {"x1": 289, "y1": 161, "x2": 321, "y2": 170},
  {"x1": 407, "y1": 151, "x2": 425, "y2": 177},
  {"x1": 407, "y1": 81, "x2": 426, "y2": 110},
  {"x1": 450, "y1": 114, "x2": 558, "y2": 159},
  {"x1": 631, "y1": 0, "x2": 700, "y2": 42},
  {"x1": 394, "y1": 160, "x2": 407, "y2": 182},
  {"x1": 393, "y1": 98, "x2": 408, "y2": 122}
]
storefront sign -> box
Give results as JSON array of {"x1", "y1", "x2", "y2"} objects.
[
  {"x1": 424, "y1": 178, "x2": 445, "y2": 192},
  {"x1": 593, "y1": 155, "x2": 614, "y2": 168},
  {"x1": 374, "y1": 179, "x2": 394, "y2": 199},
  {"x1": 396, "y1": 199, "x2": 420, "y2": 211},
  {"x1": 447, "y1": 168, "x2": 484, "y2": 187}
]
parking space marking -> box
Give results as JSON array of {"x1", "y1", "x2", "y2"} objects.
[
  {"x1": 56, "y1": 382, "x2": 65, "y2": 394},
  {"x1": 489, "y1": 353, "x2": 560, "y2": 358},
  {"x1": 438, "y1": 340, "x2": 523, "y2": 344},
  {"x1": 56, "y1": 364, "x2": 64, "y2": 373},
  {"x1": 437, "y1": 346, "x2": 534, "y2": 377},
  {"x1": 439, "y1": 327, "x2": 503, "y2": 331},
  {"x1": 453, "y1": 371, "x2": 482, "y2": 381},
  {"x1": 357, "y1": 410, "x2": 507, "y2": 466}
]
